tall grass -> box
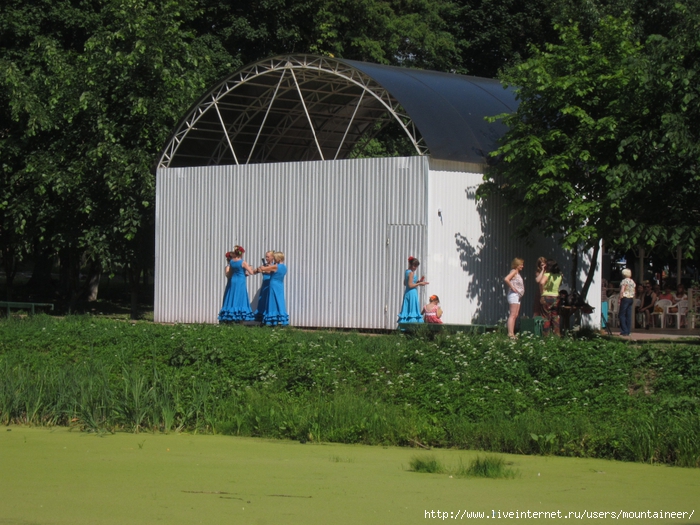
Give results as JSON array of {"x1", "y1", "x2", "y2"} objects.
[
  {"x1": 1, "y1": 315, "x2": 699, "y2": 467},
  {"x1": 410, "y1": 455, "x2": 446, "y2": 474},
  {"x1": 456, "y1": 455, "x2": 518, "y2": 479}
]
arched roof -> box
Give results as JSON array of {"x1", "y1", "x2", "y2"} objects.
[{"x1": 158, "y1": 54, "x2": 516, "y2": 169}]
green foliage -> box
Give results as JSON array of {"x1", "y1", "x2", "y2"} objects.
[
  {"x1": 483, "y1": 6, "x2": 700, "y2": 258},
  {"x1": 0, "y1": 0, "x2": 231, "y2": 299},
  {"x1": 482, "y1": 16, "x2": 644, "y2": 251},
  {"x1": 1, "y1": 316, "x2": 699, "y2": 466}
]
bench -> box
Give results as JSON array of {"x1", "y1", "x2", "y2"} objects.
[{"x1": 0, "y1": 301, "x2": 54, "y2": 316}]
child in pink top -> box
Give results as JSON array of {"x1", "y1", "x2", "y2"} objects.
[{"x1": 422, "y1": 295, "x2": 443, "y2": 324}]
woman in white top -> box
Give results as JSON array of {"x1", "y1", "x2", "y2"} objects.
[
  {"x1": 618, "y1": 268, "x2": 636, "y2": 336},
  {"x1": 504, "y1": 258, "x2": 525, "y2": 339}
]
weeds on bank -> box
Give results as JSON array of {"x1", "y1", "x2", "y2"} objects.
[{"x1": 1, "y1": 315, "x2": 699, "y2": 467}]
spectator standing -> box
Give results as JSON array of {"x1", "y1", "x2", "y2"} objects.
[
  {"x1": 618, "y1": 269, "x2": 636, "y2": 337},
  {"x1": 533, "y1": 257, "x2": 547, "y2": 317},
  {"x1": 538, "y1": 259, "x2": 562, "y2": 337},
  {"x1": 504, "y1": 258, "x2": 525, "y2": 339}
]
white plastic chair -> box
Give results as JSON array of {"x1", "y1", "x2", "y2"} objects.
[
  {"x1": 607, "y1": 295, "x2": 620, "y2": 328},
  {"x1": 666, "y1": 299, "x2": 689, "y2": 329},
  {"x1": 652, "y1": 299, "x2": 673, "y2": 328}
]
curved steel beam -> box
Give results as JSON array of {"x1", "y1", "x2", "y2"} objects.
[{"x1": 158, "y1": 55, "x2": 427, "y2": 169}]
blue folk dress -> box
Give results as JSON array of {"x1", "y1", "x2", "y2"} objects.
[
  {"x1": 218, "y1": 259, "x2": 254, "y2": 322},
  {"x1": 253, "y1": 272, "x2": 271, "y2": 322},
  {"x1": 262, "y1": 263, "x2": 289, "y2": 326},
  {"x1": 397, "y1": 269, "x2": 423, "y2": 324}
]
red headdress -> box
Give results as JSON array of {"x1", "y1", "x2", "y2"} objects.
[{"x1": 408, "y1": 256, "x2": 415, "y2": 263}]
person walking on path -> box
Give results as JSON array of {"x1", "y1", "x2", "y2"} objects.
[
  {"x1": 398, "y1": 256, "x2": 429, "y2": 324},
  {"x1": 218, "y1": 245, "x2": 255, "y2": 323},
  {"x1": 618, "y1": 268, "x2": 636, "y2": 337},
  {"x1": 504, "y1": 258, "x2": 525, "y2": 339}
]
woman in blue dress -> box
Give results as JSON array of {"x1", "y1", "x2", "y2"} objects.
[
  {"x1": 257, "y1": 251, "x2": 289, "y2": 326},
  {"x1": 398, "y1": 256, "x2": 429, "y2": 324},
  {"x1": 218, "y1": 245, "x2": 255, "y2": 323},
  {"x1": 253, "y1": 250, "x2": 275, "y2": 322}
]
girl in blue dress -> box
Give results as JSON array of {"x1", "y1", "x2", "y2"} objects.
[
  {"x1": 398, "y1": 256, "x2": 429, "y2": 324},
  {"x1": 257, "y1": 251, "x2": 289, "y2": 326},
  {"x1": 218, "y1": 245, "x2": 255, "y2": 323},
  {"x1": 253, "y1": 250, "x2": 275, "y2": 322}
]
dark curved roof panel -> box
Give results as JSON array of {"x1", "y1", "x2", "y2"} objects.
[{"x1": 341, "y1": 59, "x2": 517, "y2": 164}]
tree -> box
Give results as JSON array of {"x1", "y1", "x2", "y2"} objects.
[
  {"x1": 1, "y1": 0, "x2": 231, "y2": 314},
  {"x1": 616, "y1": 4, "x2": 700, "y2": 255},
  {"x1": 193, "y1": 0, "x2": 462, "y2": 71},
  {"x1": 479, "y1": 16, "x2": 644, "y2": 296},
  {"x1": 481, "y1": 6, "x2": 700, "y2": 297},
  {"x1": 447, "y1": 0, "x2": 561, "y2": 76}
]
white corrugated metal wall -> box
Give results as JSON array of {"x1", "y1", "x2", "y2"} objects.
[
  {"x1": 155, "y1": 156, "x2": 428, "y2": 327},
  {"x1": 426, "y1": 159, "x2": 602, "y2": 327},
  {"x1": 156, "y1": 156, "x2": 602, "y2": 328}
]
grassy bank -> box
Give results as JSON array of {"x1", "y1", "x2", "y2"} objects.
[{"x1": 1, "y1": 315, "x2": 699, "y2": 466}]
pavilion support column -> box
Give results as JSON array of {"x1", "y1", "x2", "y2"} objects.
[{"x1": 677, "y1": 246, "x2": 682, "y2": 285}]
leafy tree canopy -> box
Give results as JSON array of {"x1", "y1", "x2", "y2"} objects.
[
  {"x1": 1, "y1": 0, "x2": 231, "y2": 303},
  {"x1": 481, "y1": 6, "x2": 700, "y2": 263}
]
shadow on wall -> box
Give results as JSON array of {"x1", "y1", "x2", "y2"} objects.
[
  {"x1": 454, "y1": 185, "x2": 492, "y2": 324},
  {"x1": 454, "y1": 185, "x2": 595, "y2": 325}
]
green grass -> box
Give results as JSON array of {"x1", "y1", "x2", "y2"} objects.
[
  {"x1": 457, "y1": 455, "x2": 519, "y2": 479},
  {"x1": 410, "y1": 454, "x2": 519, "y2": 478},
  {"x1": 1, "y1": 315, "x2": 699, "y2": 466},
  {"x1": 409, "y1": 454, "x2": 446, "y2": 473}
]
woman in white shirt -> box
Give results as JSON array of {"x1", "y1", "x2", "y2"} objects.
[
  {"x1": 618, "y1": 269, "x2": 636, "y2": 336},
  {"x1": 504, "y1": 258, "x2": 525, "y2": 339}
]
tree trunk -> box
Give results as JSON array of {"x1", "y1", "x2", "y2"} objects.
[
  {"x1": 580, "y1": 242, "x2": 601, "y2": 301},
  {"x1": 2, "y1": 247, "x2": 17, "y2": 301},
  {"x1": 82, "y1": 261, "x2": 101, "y2": 301},
  {"x1": 128, "y1": 264, "x2": 141, "y2": 320},
  {"x1": 58, "y1": 247, "x2": 81, "y2": 310},
  {"x1": 570, "y1": 245, "x2": 579, "y2": 293},
  {"x1": 26, "y1": 248, "x2": 55, "y2": 299}
]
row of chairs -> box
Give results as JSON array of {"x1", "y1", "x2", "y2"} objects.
[{"x1": 606, "y1": 295, "x2": 688, "y2": 329}]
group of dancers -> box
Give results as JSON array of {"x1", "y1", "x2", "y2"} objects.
[
  {"x1": 397, "y1": 256, "x2": 444, "y2": 325},
  {"x1": 218, "y1": 246, "x2": 289, "y2": 326}
]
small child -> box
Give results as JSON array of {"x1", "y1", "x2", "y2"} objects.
[{"x1": 422, "y1": 295, "x2": 443, "y2": 324}]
